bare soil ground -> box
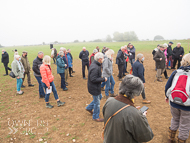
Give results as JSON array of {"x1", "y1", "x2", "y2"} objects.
[{"x1": 0, "y1": 52, "x2": 189, "y2": 143}]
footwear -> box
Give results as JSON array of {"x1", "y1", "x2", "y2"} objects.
[
  {"x1": 110, "y1": 93, "x2": 118, "y2": 97},
  {"x1": 177, "y1": 137, "x2": 186, "y2": 143},
  {"x1": 168, "y1": 127, "x2": 176, "y2": 143},
  {"x1": 167, "y1": 68, "x2": 171, "y2": 70},
  {"x1": 123, "y1": 74, "x2": 126, "y2": 77},
  {"x1": 57, "y1": 100, "x2": 65, "y2": 107},
  {"x1": 63, "y1": 87, "x2": 68, "y2": 91},
  {"x1": 142, "y1": 99, "x2": 151, "y2": 104},
  {"x1": 72, "y1": 71, "x2": 75, "y2": 73},
  {"x1": 39, "y1": 96, "x2": 45, "y2": 99},
  {"x1": 65, "y1": 83, "x2": 68, "y2": 86},
  {"x1": 28, "y1": 84, "x2": 34, "y2": 87},
  {"x1": 125, "y1": 71, "x2": 129, "y2": 73},
  {"x1": 93, "y1": 118, "x2": 104, "y2": 122},
  {"x1": 83, "y1": 77, "x2": 87, "y2": 80},
  {"x1": 157, "y1": 79, "x2": 163, "y2": 82},
  {"x1": 101, "y1": 87, "x2": 105, "y2": 91},
  {"x1": 70, "y1": 75, "x2": 74, "y2": 77},
  {"x1": 3, "y1": 74, "x2": 8, "y2": 76},
  {"x1": 17, "y1": 91, "x2": 24, "y2": 95},
  {"x1": 165, "y1": 76, "x2": 169, "y2": 79},
  {"x1": 86, "y1": 109, "x2": 93, "y2": 115},
  {"x1": 117, "y1": 74, "x2": 119, "y2": 77},
  {"x1": 119, "y1": 78, "x2": 122, "y2": 81},
  {"x1": 21, "y1": 85, "x2": 25, "y2": 88},
  {"x1": 46, "y1": 103, "x2": 54, "y2": 108},
  {"x1": 106, "y1": 95, "x2": 109, "y2": 99}
]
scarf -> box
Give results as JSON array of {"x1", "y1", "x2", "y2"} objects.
[
  {"x1": 114, "y1": 94, "x2": 135, "y2": 107},
  {"x1": 16, "y1": 60, "x2": 25, "y2": 73}
]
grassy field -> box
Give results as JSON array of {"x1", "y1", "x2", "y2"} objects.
[{"x1": 0, "y1": 40, "x2": 190, "y2": 143}]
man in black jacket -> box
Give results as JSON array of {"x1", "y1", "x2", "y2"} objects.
[
  {"x1": 79, "y1": 47, "x2": 89, "y2": 79},
  {"x1": 172, "y1": 43, "x2": 184, "y2": 69},
  {"x1": 167, "y1": 42, "x2": 174, "y2": 69},
  {"x1": 32, "y1": 52, "x2": 45, "y2": 98},
  {"x1": 86, "y1": 52, "x2": 107, "y2": 122},
  {"x1": 1, "y1": 49, "x2": 11, "y2": 76},
  {"x1": 116, "y1": 47, "x2": 125, "y2": 81}
]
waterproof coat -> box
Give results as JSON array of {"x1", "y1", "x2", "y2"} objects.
[
  {"x1": 128, "y1": 46, "x2": 136, "y2": 59},
  {"x1": 1, "y1": 52, "x2": 9, "y2": 63},
  {"x1": 21, "y1": 55, "x2": 30, "y2": 73},
  {"x1": 88, "y1": 60, "x2": 105, "y2": 96},
  {"x1": 79, "y1": 50, "x2": 89, "y2": 62},
  {"x1": 32, "y1": 56, "x2": 43, "y2": 77},
  {"x1": 172, "y1": 46, "x2": 184, "y2": 59},
  {"x1": 153, "y1": 49, "x2": 166, "y2": 69},
  {"x1": 40, "y1": 63, "x2": 54, "y2": 87},
  {"x1": 56, "y1": 55, "x2": 65, "y2": 74},
  {"x1": 133, "y1": 60, "x2": 145, "y2": 83},
  {"x1": 102, "y1": 55, "x2": 113, "y2": 78},
  {"x1": 116, "y1": 49, "x2": 125, "y2": 65},
  {"x1": 11, "y1": 60, "x2": 24, "y2": 78}
]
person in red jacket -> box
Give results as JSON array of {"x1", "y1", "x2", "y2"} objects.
[
  {"x1": 89, "y1": 49, "x2": 98, "y2": 66},
  {"x1": 40, "y1": 55, "x2": 65, "y2": 108}
]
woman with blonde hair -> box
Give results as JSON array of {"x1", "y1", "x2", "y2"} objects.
[
  {"x1": 40, "y1": 55, "x2": 65, "y2": 108},
  {"x1": 165, "y1": 53, "x2": 190, "y2": 143},
  {"x1": 11, "y1": 55, "x2": 24, "y2": 95},
  {"x1": 102, "y1": 49, "x2": 117, "y2": 99}
]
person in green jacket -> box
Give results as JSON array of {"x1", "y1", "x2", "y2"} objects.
[{"x1": 11, "y1": 55, "x2": 25, "y2": 95}]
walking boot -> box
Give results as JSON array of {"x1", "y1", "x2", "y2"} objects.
[
  {"x1": 110, "y1": 93, "x2": 118, "y2": 97},
  {"x1": 177, "y1": 137, "x2": 186, "y2": 143},
  {"x1": 142, "y1": 99, "x2": 151, "y2": 104},
  {"x1": 157, "y1": 78, "x2": 163, "y2": 82},
  {"x1": 57, "y1": 100, "x2": 65, "y2": 107},
  {"x1": 168, "y1": 127, "x2": 176, "y2": 143},
  {"x1": 101, "y1": 87, "x2": 105, "y2": 91}
]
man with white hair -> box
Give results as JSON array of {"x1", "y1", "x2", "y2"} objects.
[
  {"x1": 86, "y1": 52, "x2": 107, "y2": 122},
  {"x1": 133, "y1": 53, "x2": 151, "y2": 104},
  {"x1": 89, "y1": 49, "x2": 98, "y2": 66},
  {"x1": 172, "y1": 43, "x2": 184, "y2": 69},
  {"x1": 1, "y1": 49, "x2": 11, "y2": 76},
  {"x1": 79, "y1": 47, "x2": 89, "y2": 79},
  {"x1": 116, "y1": 46, "x2": 125, "y2": 81}
]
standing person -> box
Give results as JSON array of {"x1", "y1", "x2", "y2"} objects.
[
  {"x1": 172, "y1": 43, "x2": 184, "y2": 70},
  {"x1": 165, "y1": 53, "x2": 190, "y2": 143},
  {"x1": 133, "y1": 54, "x2": 151, "y2": 104},
  {"x1": 89, "y1": 49, "x2": 98, "y2": 66},
  {"x1": 40, "y1": 55, "x2": 65, "y2": 108},
  {"x1": 51, "y1": 48, "x2": 57, "y2": 64},
  {"x1": 128, "y1": 43, "x2": 136, "y2": 67},
  {"x1": 86, "y1": 52, "x2": 107, "y2": 122},
  {"x1": 96, "y1": 46, "x2": 100, "y2": 52},
  {"x1": 67, "y1": 49, "x2": 75, "y2": 73},
  {"x1": 102, "y1": 46, "x2": 106, "y2": 54},
  {"x1": 163, "y1": 44, "x2": 169, "y2": 79},
  {"x1": 66, "y1": 50, "x2": 74, "y2": 77},
  {"x1": 167, "y1": 41, "x2": 174, "y2": 69},
  {"x1": 153, "y1": 45, "x2": 168, "y2": 82},
  {"x1": 11, "y1": 55, "x2": 24, "y2": 95},
  {"x1": 102, "y1": 75, "x2": 154, "y2": 143},
  {"x1": 1, "y1": 49, "x2": 11, "y2": 76},
  {"x1": 79, "y1": 47, "x2": 89, "y2": 79},
  {"x1": 116, "y1": 46, "x2": 125, "y2": 81},
  {"x1": 102, "y1": 49, "x2": 117, "y2": 99},
  {"x1": 32, "y1": 51, "x2": 45, "y2": 98},
  {"x1": 56, "y1": 51, "x2": 68, "y2": 91},
  {"x1": 124, "y1": 45, "x2": 129, "y2": 73},
  {"x1": 20, "y1": 51, "x2": 34, "y2": 88},
  {"x1": 152, "y1": 45, "x2": 160, "y2": 71}
]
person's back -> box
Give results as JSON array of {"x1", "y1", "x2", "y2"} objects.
[
  {"x1": 103, "y1": 97, "x2": 153, "y2": 143},
  {"x1": 133, "y1": 60, "x2": 144, "y2": 82}
]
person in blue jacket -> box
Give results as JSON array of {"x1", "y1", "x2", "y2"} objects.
[
  {"x1": 56, "y1": 51, "x2": 68, "y2": 91},
  {"x1": 66, "y1": 50, "x2": 73, "y2": 77},
  {"x1": 165, "y1": 53, "x2": 190, "y2": 143},
  {"x1": 132, "y1": 53, "x2": 151, "y2": 104}
]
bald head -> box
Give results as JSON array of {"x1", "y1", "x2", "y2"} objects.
[{"x1": 83, "y1": 47, "x2": 86, "y2": 51}]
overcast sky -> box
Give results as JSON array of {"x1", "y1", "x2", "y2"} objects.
[{"x1": 0, "y1": 0, "x2": 190, "y2": 46}]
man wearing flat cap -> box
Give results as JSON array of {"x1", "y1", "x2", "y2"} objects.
[{"x1": 21, "y1": 51, "x2": 34, "y2": 87}]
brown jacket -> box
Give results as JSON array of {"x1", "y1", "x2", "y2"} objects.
[
  {"x1": 21, "y1": 55, "x2": 30, "y2": 73},
  {"x1": 153, "y1": 49, "x2": 166, "y2": 69}
]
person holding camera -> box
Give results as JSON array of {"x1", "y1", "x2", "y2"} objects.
[
  {"x1": 102, "y1": 75, "x2": 153, "y2": 143},
  {"x1": 86, "y1": 52, "x2": 107, "y2": 122}
]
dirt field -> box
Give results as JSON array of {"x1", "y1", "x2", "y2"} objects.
[{"x1": 0, "y1": 52, "x2": 189, "y2": 143}]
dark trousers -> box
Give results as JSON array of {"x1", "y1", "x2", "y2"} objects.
[
  {"x1": 167, "y1": 56, "x2": 173, "y2": 68},
  {"x1": 35, "y1": 76, "x2": 45, "y2": 97},
  {"x1": 118, "y1": 64, "x2": 124, "y2": 79},
  {"x1": 3, "y1": 63, "x2": 11, "y2": 75},
  {"x1": 173, "y1": 58, "x2": 182, "y2": 69},
  {"x1": 142, "y1": 88, "x2": 146, "y2": 99},
  {"x1": 69, "y1": 67, "x2": 72, "y2": 76},
  {"x1": 82, "y1": 61, "x2": 89, "y2": 78},
  {"x1": 59, "y1": 73, "x2": 66, "y2": 89},
  {"x1": 22, "y1": 72, "x2": 31, "y2": 86},
  {"x1": 164, "y1": 69, "x2": 168, "y2": 78},
  {"x1": 53, "y1": 57, "x2": 56, "y2": 64}
]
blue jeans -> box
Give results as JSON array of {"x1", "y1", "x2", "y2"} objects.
[
  {"x1": 42, "y1": 81, "x2": 59, "y2": 102},
  {"x1": 35, "y1": 76, "x2": 45, "y2": 96},
  {"x1": 86, "y1": 94, "x2": 102, "y2": 119},
  {"x1": 105, "y1": 75, "x2": 115, "y2": 96},
  {"x1": 101, "y1": 82, "x2": 106, "y2": 88},
  {"x1": 59, "y1": 73, "x2": 66, "y2": 89},
  {"x1": 17, "y1": 78, "x2": 23, "y2": 92},
  {"x1": 130, "y1": 59, "x2": 135, "y2": 67}
]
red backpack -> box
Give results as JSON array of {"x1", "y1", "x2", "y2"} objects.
[{"x1": 166, "y1": 68, "x2": 190, "y2": 106}]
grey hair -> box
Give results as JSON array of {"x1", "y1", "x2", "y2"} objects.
[
  {"x1": 43, "y1": 55, "x2": 51, "y2": 65},
  {"x1": 119, "y1": 75, "x2": 144, "y2": 99},
  {"x1": 177, "y1": 43, "x2": 181, "y2": 45},
  {"x1": 93, "y1": 49, "x2": 98, "y2": 54},
  {"x1": 105, "y1": 49, "x2": 114, "y2": 59},
  {"x1": 60, "y1": 47, "x2": 66, "y2": 52},
  {"x1": 136, "y1": 53, "x2": 143, "y2": 60},
  {"x1": 38, "y1": 51, "x2": 44, "y2": 55},
  {"x1": 94, "y1": 52, "x2": 104, "y2": 61},
  {"x1": 59, "y1": 51, "x2": 64, "y2": 56},
  {"x1": 163, "y1": 43, "x2": 168, "y2": 48},
  {"x1": 181, "y1": 53, "x2": 190, "y2": 67},
  {"x1": 14, "y1": 55, "x2": 20, "y2": 60},
  {"x1": 121, "y1": 46, "x2": 125, "y2": 50}
]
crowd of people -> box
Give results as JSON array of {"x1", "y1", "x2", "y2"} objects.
[{"x1": 1, "y1": 41, "x2": 189, "y2": 143}]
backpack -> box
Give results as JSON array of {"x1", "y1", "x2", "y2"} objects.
[{"x1": 166, "y1": 68, "x2": 190, "y2": 106}]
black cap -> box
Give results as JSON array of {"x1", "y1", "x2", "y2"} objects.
[
  {"x1": 169, "y1": 41, "x2": 174, "y2": 44},
  {"x1": 15, "y1": 49, "x2": 17, "y2": 51}
]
